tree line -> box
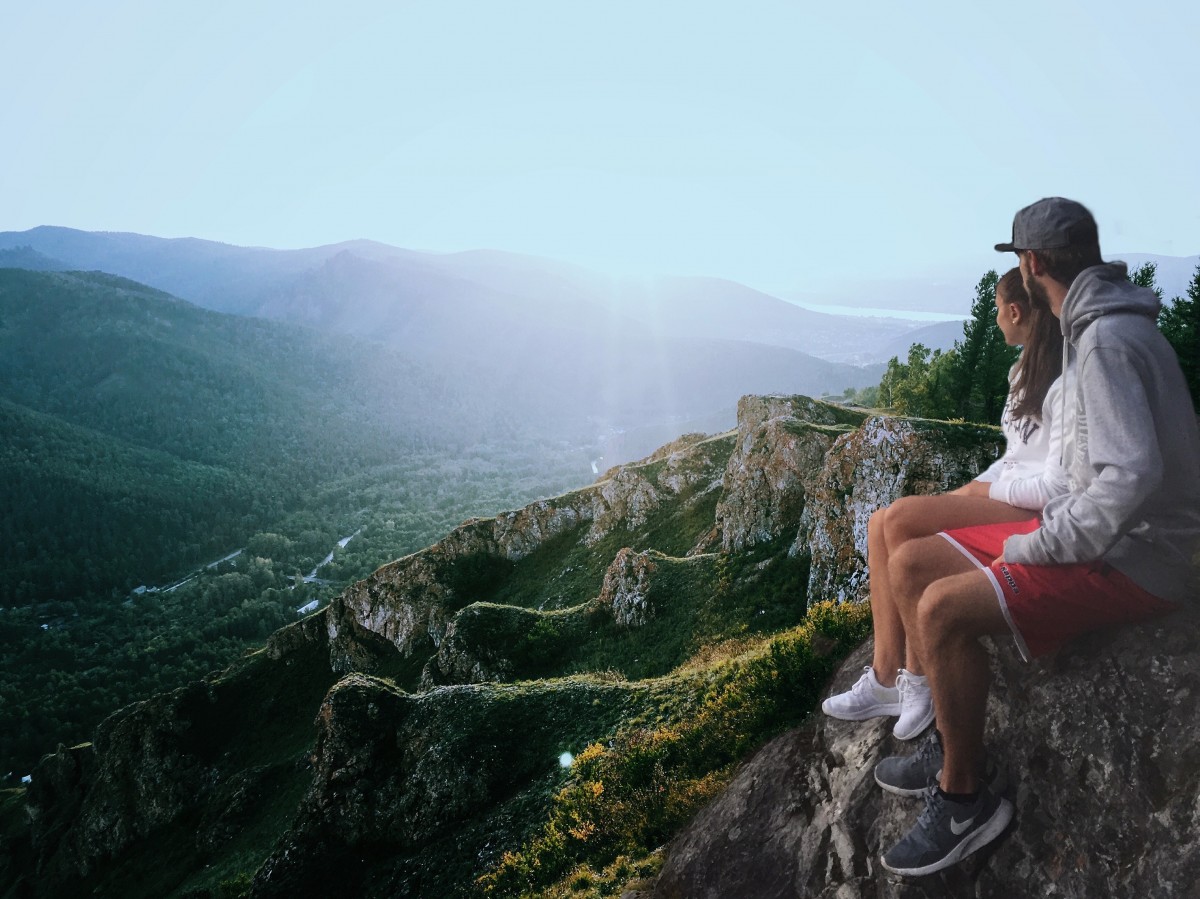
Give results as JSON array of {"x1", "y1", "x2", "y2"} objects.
[{"x1": 845, "y1": 262, "x2": 1200, "y2": 425}]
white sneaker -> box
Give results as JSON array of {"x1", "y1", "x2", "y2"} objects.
[
  {"x1": 893, "y1": 669, "x2": 935, "y2": 740},
  {"x1": 822, "y1": 666, "x2": 901, "y2": 720}
]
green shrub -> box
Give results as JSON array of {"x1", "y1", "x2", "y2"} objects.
[{"x1": 478, "y1": 599, "x2": 871, "y2": 896}]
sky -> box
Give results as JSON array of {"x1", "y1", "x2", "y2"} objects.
[{"x1": 2, "y1": 1, "x2": 1198, "y2": 308}]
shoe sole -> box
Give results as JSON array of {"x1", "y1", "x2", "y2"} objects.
[
  {"x1": 892, "y1": 705, "x2": 936, "y2": 741},
  {"x1": 822, "y1": 701, "x2": 902, "y2": 720},
  {"x1": 873, "y1": 768, "x2": 928, "y2": 798},
  {"x1": 876, "y1": 763, "x2": 1006, "y2": 799},
  {"x1": 880, "y1": 797, "x2": 1014, "y2": 876}
]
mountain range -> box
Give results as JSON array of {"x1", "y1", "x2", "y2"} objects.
[
  {"x1": 0, "y1": 226, "x2": 938, "y2": 365},
  {"x1": 783, "y1": 251, "x2": 1200, "y2": 316}
]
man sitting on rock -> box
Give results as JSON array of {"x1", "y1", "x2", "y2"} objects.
[{"x1": 874, "y1": 197, "x2": 1200, "y2": 876}]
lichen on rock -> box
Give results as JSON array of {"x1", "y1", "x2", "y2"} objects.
[
  {"x1": 598, "y1": 547, "x2": 660, "y2": 627},
  {"x1": 714, "y1": 395, "x2": 865, "y2": 554},
  {"x1": 798, "y1": 415, "x2": 1002, "y2": 605}
]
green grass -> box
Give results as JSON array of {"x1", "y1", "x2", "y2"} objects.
[
  {"x1": 471, "y1": 523, "x2": 613, "y2": 611},
  {"x1": 437, "y1": 534, "x2": 815, "y2": 700},
  {"x1": 477, "y1": 435, "x2": 733, "y2": 613},
  {"x1": 478, "y1": 599, "x2": 872, "y2": 897}
]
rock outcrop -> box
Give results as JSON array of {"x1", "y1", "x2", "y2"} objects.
[
  {"x1": 252, "y1": 674, "x2": 650, "y2": 898},
  {"x1": 798, "y1": 416, "x2": 1002, "y2": 605},
  {"x1": 420, "y1": 601, "x2": 589, "y2": 688},
  {"x1": 26, "y1": 683, "x2": 221, "y2": 885},
  {"x1": 21, "y1": 630, "x2": 340, "y2": 896},
  {"x1": 598, "y1": 548, "x2": 660, "y2": 627},
  {"x1": 645, "y1": 607, "x2": 1200, "y2": 899},
  {"x1": 715, "y1": 395, "x2": 865, "y2": 553}
]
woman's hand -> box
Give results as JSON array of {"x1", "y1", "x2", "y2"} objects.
[{"x1": 951, "y1": 480, "x2": 992, "y2": 498}]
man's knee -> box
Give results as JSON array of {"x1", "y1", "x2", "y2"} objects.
[
  {"x1": 917, "y1": 575, "x2": 1004, "y2": 650},
  {"x1": 916, "y1": 585, "x2": 964, "y2": 650}
]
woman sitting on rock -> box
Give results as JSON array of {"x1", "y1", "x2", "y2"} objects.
[{"x1": 822, "y1": 266, "x2": 1071, "y2": 740}]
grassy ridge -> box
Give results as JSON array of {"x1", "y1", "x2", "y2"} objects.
[{"x1": 479, "y1": 600, "x2": 872, "y2": 897}]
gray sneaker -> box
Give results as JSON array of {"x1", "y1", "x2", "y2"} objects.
[
  {"x1": 875, "y1": 729, "x2": 944, "y2": 796},
  {"x1": 875, "y1": 730, "x2": 1006, "y2": 798},
  {"x1": 881, "y1": 781, "x2": 1014, "y2": 876}
]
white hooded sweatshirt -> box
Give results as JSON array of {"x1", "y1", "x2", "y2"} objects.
[{"x1": 975, "y1": 362, "x2": 1074, "y2": 511}]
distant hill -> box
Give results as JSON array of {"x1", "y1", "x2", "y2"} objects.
[
  {"x1": 0, "y1": 246, "x2": 69, "y2": 271},
  {"x1": 877, "y1": 318, "x2": 964, "y2": 361},
  {"x1": 0, "y1": 268, "x2": 489, "y2": 600},
  {"x1": 0, "y1": 226, "x2": 926, "y2": 364},
  {"x1": 1117, "y1": 252, "x2": 1200, "y2": 302},
  {"x1": 0, "y1": 232, "x2": 890, "y2": 426},
  {"x1": 0, "y1": 268, "x2": 886, "y2": 603}
]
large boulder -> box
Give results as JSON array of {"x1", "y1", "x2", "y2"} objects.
[
  {"x1": 798, "y1": 416, "x2": 1002, "y2": 605},
  {"x1": 644, "y1": 606, "x2": 1200, "y2": 898},
  {"x1": 598, "y1": 547, "x2": 660, "y2": 628}
]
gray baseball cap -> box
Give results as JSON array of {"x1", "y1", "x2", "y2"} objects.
[{"x1": 995, "y1": 197, "x2": 1098, "y2": 252}]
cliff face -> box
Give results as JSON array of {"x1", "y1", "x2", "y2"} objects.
[
  {"x1": 20, "y1": 627, "x2": 342, "y2": 898},
  {"x1": 251, "y1": 674, "x2": 649, "y2": 898},
  {"x1": 714, "y1": 395, "x2": 866, "y2": 554},
  {"x1": 9, "y1": 396, "x2": 1035, "y2": 899},
  {"x1": 799, "y1": 416, "x2": 1001, "y2": 605},
  {"x1": 644, "y1": 608, "x2": 1200, "y2": 899}
]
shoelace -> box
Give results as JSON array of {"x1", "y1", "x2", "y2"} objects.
[
  {"x1": 852, "y1": 666, "x2": 876, "y2": 696},
  {"x1": 915, "y1": 783, "x2": 948, "y2": 835},
  {"x1": 896, "y1": 671, "x2": 929, "y2": 702}
]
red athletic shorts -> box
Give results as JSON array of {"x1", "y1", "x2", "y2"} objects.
[{"x1": 938, "y1": 518, "x2": 1177, "y2": 661}]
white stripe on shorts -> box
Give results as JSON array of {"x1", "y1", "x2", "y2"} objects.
[{"x1": 935, "y1": 531, "x2": 1032, "y2": 662}]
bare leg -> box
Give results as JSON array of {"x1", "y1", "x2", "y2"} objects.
[
  {"x1": 883, "y1": 496, "x2": 1030, "y2": 675},
  {"x1": 917, "y1": 569, "x2": 1011, "y2": 793},
  {"x1": 868, "y1": 509, "x2": 904, "y2": 686},
  {"x1": 891, "y1": 534, "x2": 1014, "y2": 792},
  {"x1": 884, "y1": 494, "x2": 1032, "y2": 547}
]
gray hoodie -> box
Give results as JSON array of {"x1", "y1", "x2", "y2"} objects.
[{"x1": 1005, "y1": 262, "x2": 1200, "y2": 603}]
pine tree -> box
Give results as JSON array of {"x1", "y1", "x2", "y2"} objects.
[
  {"x1": 1158, "y1": 264, "x2": 1200, "y2": 412},
  {"x1": 1129, "y1": 261, "x2": 1163, "y2": 299},
  {"x1": 948, "y1": 271, "x2": 1016, "y2": 425}
]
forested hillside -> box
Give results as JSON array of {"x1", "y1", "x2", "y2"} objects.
[
  {"x1": 0, "y1": 268, "x2": 517, "y2": 600},
  {"x1": 0, "y1": 268, "x2": 594, "y2": 777}
]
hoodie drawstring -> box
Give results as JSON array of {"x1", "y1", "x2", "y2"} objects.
[{"x1": 1060, "y1": 334, "x2": 1069, "y2": 466}]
